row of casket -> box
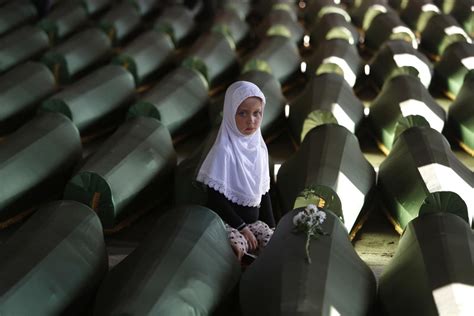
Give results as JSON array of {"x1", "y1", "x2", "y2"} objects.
[
  {"x1": 0, "y1": 0, "x2": 265, "y2": 230},
  {"x1": 0, "y1": 200, "x2": 242, "y2": 315}
]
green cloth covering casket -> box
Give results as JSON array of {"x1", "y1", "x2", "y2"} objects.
[
  {"x1": 41, "y1": 28, "x2": 112, "y2": 84},
  {"x1": 277, "y1": 124, "x2": 376, "y2": 235},
  {"x1": 379, "y1": 207, "x2": 474, "y2": 315},
  {"x1": 0, "y1": 200, "x2": 108, "y2": 315},
  {"x1": 240, "y1": 207, "x2": 376, "y2": 316},
  {"x1": 288, "y1": 72, "x2": 364, "y2": 143},
  {"x1": 128, "y1": 65, "x2": 209, "y2": 136},
  {"x1": 0, "y1": 0, "x2": 37, "y2": 36},
  {"x1": 99, "y1": 2, "x2": 141, "y2": 45},
  {"x1": 0, "y1": 25, "x2": 49, "y2": 74},
  {"x1": 368, "y1": 74, "x2": 446, "y2": 151},
  {"x1": 377, "y1": 126, "x2": 474, "y2": 231},
  {"x1": 0, "y1": 112, "x2": 82, "y2": 224},
  {"x1": 93, "y1": 205, "x2": 241, "y2": 315},
  {"x1": 369, "y1": 39, "x2": 433, "y2": 89},
  {"x1": 40, "y1": 64, "x2": 135, "y2": 135},
  {"x1": 112, "y1": 30, "x2": 174, "y2": 85},
  {"x1": 37, "y1": 2, "x2": 88, "y2": 43},
  {"x1": 0, "y1": 62, "x2": 56, "y2": 135},
  {"x1": 447, "y1": 70, "x2": 474, "y2": 152},
  {"x1": 63, "y1": 117, "x2": 177, "y2": 229}
]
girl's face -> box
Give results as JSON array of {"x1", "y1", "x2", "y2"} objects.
[{"x1": 235, "y1": 97, "x2": 263, "y2": 136}]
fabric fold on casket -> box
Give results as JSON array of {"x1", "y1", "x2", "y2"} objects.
[
  {"x1": 379, "y1": 211, "x2": 474, "y2": 315},
  {"x1": 277, "y1": 124, "x2": 376, "y2": 235},
  {"x1": 64, "y1": 117, "x2": 176, "y2": 229},
  {"x1": 93, "y1": 205, "x2": 241, "y2": 315},
  {"x1": 0, "y1": 200, "x2": 108, "y2": 315},
  {"x1": 377, "y1": 126, "x2": 474, "y2": 232},
  {"x1": 0, "y1": 112, "x2": 81, "y2": 225},
  {"x1": 240, "y1": 208, "x2": 376, "y2": 316}
]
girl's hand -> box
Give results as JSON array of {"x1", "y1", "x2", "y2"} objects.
[{"x1": 240, "y1": 226, "x2": 257, "y2": 251}]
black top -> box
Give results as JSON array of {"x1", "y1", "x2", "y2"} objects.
[{"x1": 207, "y1": 188, "x2": 276, "y2": 230}]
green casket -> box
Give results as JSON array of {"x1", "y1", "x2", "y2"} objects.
[
  {"x1": 112, "y1": 30, "x2": 174, "y2": 85},
  {"x1": 99, "y1": 2, "x2": 141, "y2": 45},
  {"x1": 0, "y1": 25, "x2": 49, "y2": 74},
  {"x1": 41, "y1": 28, "x2": 112, "y2": 84},
  {"x1": 369, "y1": 39, "x2": 433, "y2": 89},
  {"x1": 222, "y1": 0, "x2": 251, "y2": 20},
  {"x1": 40, "y1": 64, "x2": 135, "y2": 136},
  {"x1": 154, "y1": 5, "x2": 197, "y2": 46},
  {"x1": 307, "y1": 38, "x2": 362, "y2": 87},
  {"x1": 309, "y1": 8, "x2": 360, "y2": 46},
  {"x1": 420, "y1": 13, "x2": 472, "y2": 59},
  {"x1": 0, "y1": 61, "x2": 56, "y2": 135},
  {"x1": 379, "y1": 203, "x2": 474, "y2": 315},
  {"x1": 93, "y1": 205, "x2": 241, "y2": 315},
  {"x1": 447, "y1": 69, "x2": 474, "y2": 153},
  {"x1": 397, "y1": 0, "x2": 440, "y2": 34},
  {"x1": 243, "y1": 34, "x2": 301, "y2": 84},
  {"x1": 288, "y1": 72, "x2": 364, "y2": 143},
  {"x1": 0, "y1": 112, "x2": 82, "y2": 225},
  {"x1": 37, "y1": 2, "x2": 88, "y2": 43},
  {"x1": 350, "y1": 0, "x2": 390, "y2": 29},
  {"x1": 63, "y1": 117, "x2": 177, "y2": 229},
  {"x1": 0, "y1": 0, "x2": 37, "y2": 36},
  {"x1": 303, "y1": 0, "x2": 345, "y2": 26},
  {"x1": 368, "y1": 73, "x2": 446, "y2": 152},
  {"x1": 80, "y1": 0, "x2": 112, "y2": 16},
  {"x1": 276, "y1": 124, "x2": 376, "y2": 235},
  {"x1": 182, "y1": 30, "x2": 238, "y2": 87},
  {"x1": 435, "y1": 0, "x2": 473, "y2": 36},
  {"x1": 0, "y1": 200, "x2": 107, "y2": 315},
  {"x1": 432, "y1": 41, "x2": 474, "y2": 99},
  {"x1": 253, "y1": 0, "x2": 297, "y2": 19},
  {"x1": 240, "y1": 207, "x2": 376, "y2": 316},
  {"x1": 213, "y1": 7, "x2": 249, "y2": 46},
  {"x1": 257, "y1": 4, "x2": 304, "y2": 44},
  {"x1": 364, "y1": 11, "x2": 418, "y2": 52},
  {"x1": 128, "y1": 0, "x2": 160, "y2": 16},
  {"x1": 128, "y1": 65, "x2": 209, "y2": 137},
  {"x1": 377, "y1": 126, "x2": 474, "y2": 232}
]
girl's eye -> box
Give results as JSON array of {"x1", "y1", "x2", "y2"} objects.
[
  {"x1": 254, "y1": 111, "x2": 262, "y2": 117},
  {"x1": 238, "y1": 111, "x2": 247, "y2": 117}
]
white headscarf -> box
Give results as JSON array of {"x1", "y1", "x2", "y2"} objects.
[{"x1": 196, "y1": 81, "x2": 270, "y2": 207}]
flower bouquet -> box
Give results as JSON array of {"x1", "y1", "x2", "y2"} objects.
[{"x1": 292, "y1": 203, "x2": 328, "y2": 264}]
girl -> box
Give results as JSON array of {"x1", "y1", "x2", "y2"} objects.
[{"x1": 196, "y1": 81, "x2": 275, "y2": 260}]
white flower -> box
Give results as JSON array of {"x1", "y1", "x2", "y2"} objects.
[{"x1": 305, "y1": 204, "x2": 317, "y2": 213}]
